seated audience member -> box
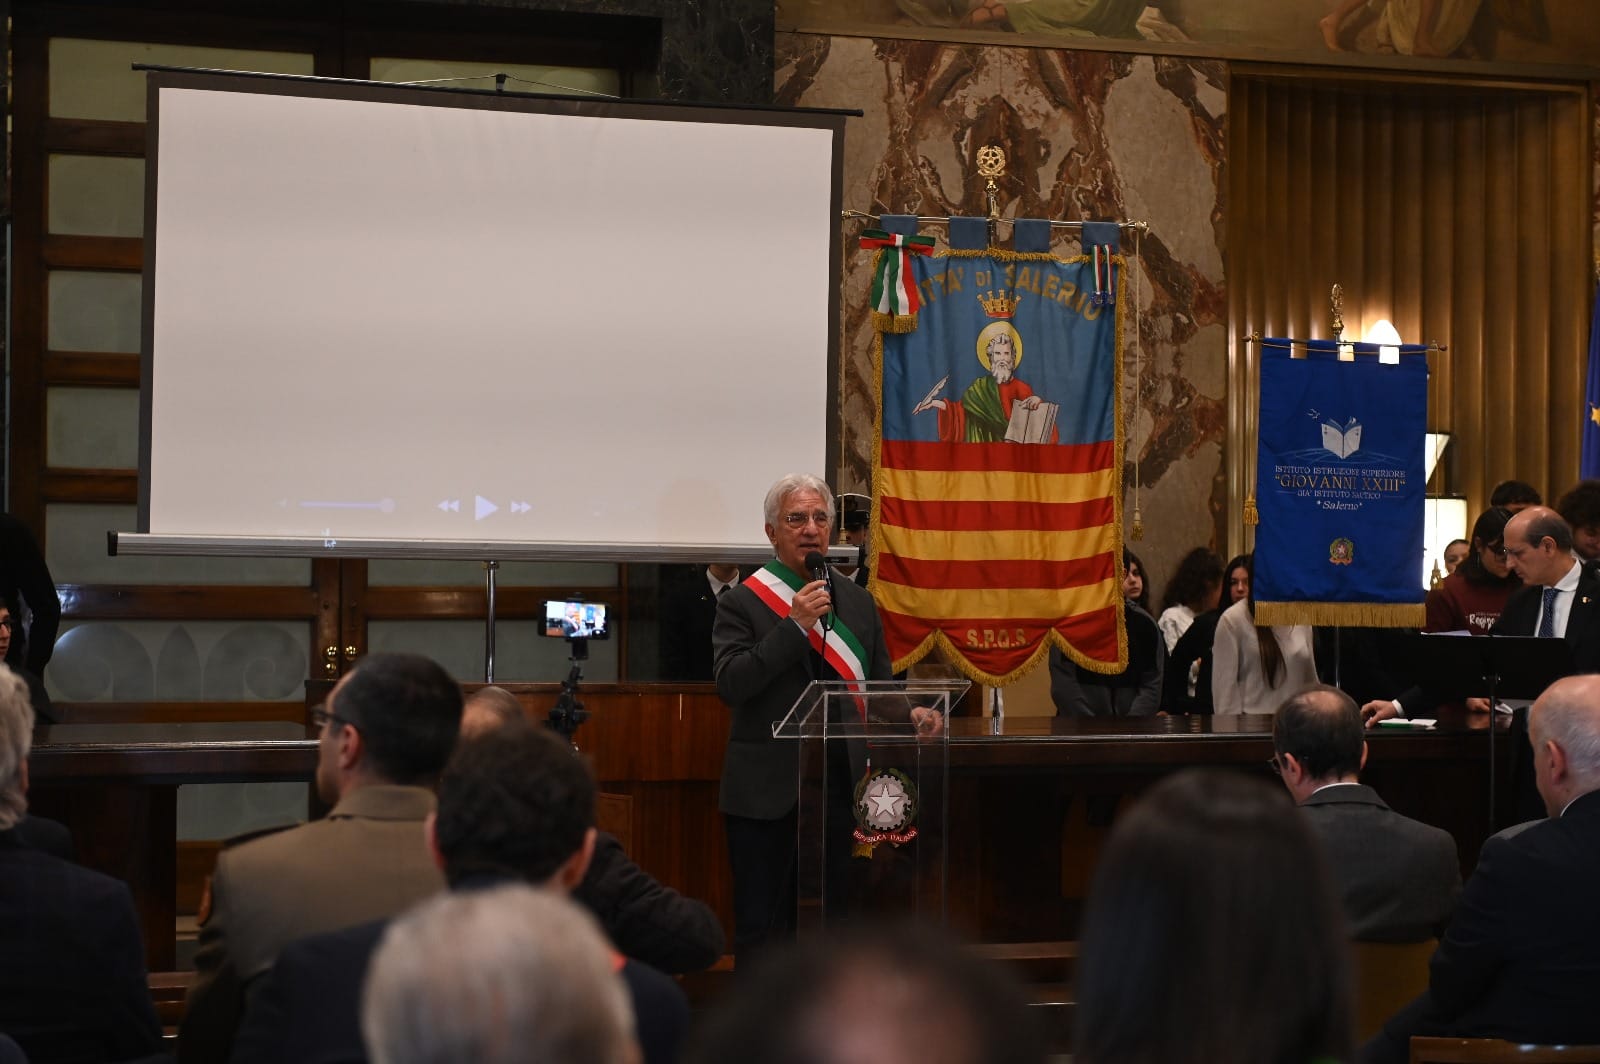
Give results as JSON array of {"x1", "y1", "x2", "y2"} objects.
[
  {"x1": 1273, "y1": 685, "x2": 1459, "y2": 942},
  {"x1": 1212, "y1": 568, "x2": 1317, "y2": 715},
  {"x1": 1426, "y1": 506, "x2": 1519, "y2": 634},
  {"x1": 0, "y1": 600, "x2": 51, "y2": 724},
  {"x1": 686, "y1": 922, "x2": 1047, "y2": 1064},
  {"x1": 363, "y1": 885, "x2": 635, "y2": 1064},
  {"x1": 1441, "y1": 538, "x2": 1470, "y2": 575},
  {"x1": 658, "y1": 564, "x2": 744, "y2": 681},
  {"x1": 180, "y1": 653, "x2": 462, "y2": 1063},
  {"x1": 1489, "y1": 478, "x2": 1541, "y2": 513},
  {"x1": 1361, "y1": 673, "x2": 1600, "y2": 1061},
  {"x1": 1556, "y1": 478, "x2": 1600, "y2": 561},
  {"x1": 0, "y1": 514, "x2": 61, "y2": 699},
  {"x1": 0, "y1": 668, "x2": 164, "y2": 1063},
  {"x1": 1076, "y1": 769, "x2": 1352, "y2": 1064},
  {"x1": 460, "y1": 684, "x2": 524, "y2": 737},
  {"x1": 1155, "y1": 547, "x2": 1223, "y2": 652},
  {"x1": 234, "y1": 722, "x2": 689, "y2": 1064},
  {"x1": 1162, "y1": 553, "x2": 1251, "y2": 715},
  {"x1": 461, "y1": 686, "x2": 723, "y2": 973},
  {"x1": 1049, "y1": 596, "x2": 1164, "y2": 717}
]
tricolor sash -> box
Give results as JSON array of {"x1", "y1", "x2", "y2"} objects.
[{"x1": 746, "y1": 563, "x2": 868, "y2": 686}]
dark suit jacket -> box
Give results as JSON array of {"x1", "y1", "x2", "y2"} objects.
[
  {"x1": 12, "y1": 814, "x2": 75, "y2": 862},
  {"x1": 576, "y1": 830, "x2": 724, "y2": 974},
  {"x1": 1372, "y1": 789, "x2": 1600, "y2": 1054},
  {"x1": 232, "y1": 902, "x2": 689, "y2": 1064},
  {"x1": 1298, "y1": 783, "x2": 1460, "y2": 943},
  {"x1": 712, "y1": 570, "x2": 893, "y2": 821},
  {"x1": 0, "y1": 829, "x2": 163, "y2": 1064},
  {"x1": 1490, "y1": 559, "x2": 1600, "y2": 667}
]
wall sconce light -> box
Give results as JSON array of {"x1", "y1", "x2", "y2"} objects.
[{"x1": 1366, "y1": 319, "x2": 1402, "y2": 365}]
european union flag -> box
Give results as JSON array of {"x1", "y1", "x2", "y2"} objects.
[{"x1": 1582, "y1": 281, "x2": 1600, "y2": 480}]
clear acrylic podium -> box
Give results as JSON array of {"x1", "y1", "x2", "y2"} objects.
[{"x1": 772, "y1": 678, "x2": 969, "y2": 935}]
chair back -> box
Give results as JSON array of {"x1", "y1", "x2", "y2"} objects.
[
  {"x1": 1410, "y1": 1037, "x2": 1600, "y2": 1062},
  {"x1": 1353, "y1": 939, "x2": 1436, "y2": 1042}
]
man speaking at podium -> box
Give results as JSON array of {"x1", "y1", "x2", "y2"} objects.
[{"x1": 712, "y1": 473, "x2": 940, "y2": 966}]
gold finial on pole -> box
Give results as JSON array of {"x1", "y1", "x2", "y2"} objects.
[
  {"x1": 1329, "y1": 283, "x2": 1345, "y2": 343},
  {"x1": 976, "y1": 145, "x2": 1007, "y2": 246}
]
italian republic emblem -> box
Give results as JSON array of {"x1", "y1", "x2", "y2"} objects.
[
  {"x1": 852, "y1": 766, "x2": 919, "y2": 858},
  {"x1": 1329, "y1": 538, "x2": 1354, "y2": 565}
]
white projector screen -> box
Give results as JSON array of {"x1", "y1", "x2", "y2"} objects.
[{"x1": 133, "y1": 71, "x2": 847, "y2": 560}]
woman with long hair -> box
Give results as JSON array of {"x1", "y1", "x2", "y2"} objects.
[
  {"x1": 1211, "y1": 557, "x2": 1317, "y2": 715},
  {"x1": 1425, "y1": 506, "x2": 1520, "y2": 634},
  {"x1": 1076, "y1": 769, "x2": 1352, "y2": 1064},
  {"x1": 1156, "y1": 548, "x2": 1224, "y2": 652},
  {"x1": 1122, "y1": 548, "x2": 1151, "y2": 615}
]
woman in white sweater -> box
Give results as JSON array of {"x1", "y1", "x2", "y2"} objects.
[{"x1": 1211, "y1": 591, "x2": 1317, "y2": 715}]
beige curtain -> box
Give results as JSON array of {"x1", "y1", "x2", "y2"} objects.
[{"x1": 1226, "y1": 67, "x2": 1593, "y2": 554}]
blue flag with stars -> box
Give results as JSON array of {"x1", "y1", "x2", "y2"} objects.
[{"x1": 1583, "y1": 281, "x2": 1600, "y2": 480}]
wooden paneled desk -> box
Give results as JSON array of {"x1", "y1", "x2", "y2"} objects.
[
  {"x1": 27, "y1": 723, "x2": 318, "y2": 970},
  {"x1": 21, "y1": 703, "x2": 1506, "y2": 967}
]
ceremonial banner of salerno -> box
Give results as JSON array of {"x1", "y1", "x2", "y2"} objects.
[
  {"x1": 1253, "y1": 338, "x2": 1428, "y2": 628},
  {"x1": 870, "y1": 244, "x2": 1125, "y2": 684}
]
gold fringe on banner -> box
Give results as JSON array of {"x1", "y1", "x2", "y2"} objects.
[
  {"x1": 1254, "y1": 601, "x2": 1425, "y2": 628},
  {"x1": 871, "y1": 311, "x2": 920, "y2": 334}
]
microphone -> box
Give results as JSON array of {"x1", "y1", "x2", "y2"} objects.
[
  {"x1": 803, "y1": 551, "x2": 830, "y2": 584},
  {"x1": 803, "y1": 550, "x2": 835, "y2": 635}
]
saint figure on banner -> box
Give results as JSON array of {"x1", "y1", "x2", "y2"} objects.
[{"x1": 913, "y1": 293, "x2": 1059, "y2": 444}]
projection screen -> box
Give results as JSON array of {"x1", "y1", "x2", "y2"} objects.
[{"x1": 124, "y1": 70, "x2": 849, "y2": 560}]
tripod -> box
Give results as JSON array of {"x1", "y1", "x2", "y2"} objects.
[{"x1": 548, "y1": 638, "x2": 590, "y2": 745}]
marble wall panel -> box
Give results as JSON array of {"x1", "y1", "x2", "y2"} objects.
[{"x1": 777, "y1": 33, "x2": 1229, "y2": 594}]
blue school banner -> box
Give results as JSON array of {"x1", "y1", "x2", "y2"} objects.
[{"x1": 1253, "y1": 338, "x2": 1429, "y2": 627}]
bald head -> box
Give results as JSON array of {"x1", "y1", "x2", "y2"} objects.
[
  {"x1": 1530, "y1": 674, "x2": 1600, "y2": 816},
  {"x1": 461, "y1": 686, "x2": 525, "y2": 738},
  {"x1": 1503, "y1": 507, "x2": 1577, "y2": 589},
  {"x1": 1273, "y1": 685, "x2": 1365, "y2": 802}
]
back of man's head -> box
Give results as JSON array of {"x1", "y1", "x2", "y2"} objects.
[
  {"x1": 1530, "y1": 674, "x2": 1600, "y2": 811},
  {"x1": 336, "y1": 653, "x2": 463, "y2": 787},
  {"x1": 433, "y1": 722, "x2": 595, "y2": 887},
  {"x1": 362, "y1": 884, "x2": 633, "y2": 1064},
  {"x1": 687, "y1": 921, "x2": 1046, "y2": 1064},
  {"x1": 460, "y1": 685, "x2": 524, "y2": 738},
  {"x1": 1274, "y1": 685, "x2": 1364, "y2": 783},
  {"x1": 0, "y1": 669, "x2": 34, "y2": 831}
]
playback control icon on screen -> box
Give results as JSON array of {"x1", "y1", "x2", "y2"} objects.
[{"x1": 436, "y1": 496, "x2": 532, "y2": 520}]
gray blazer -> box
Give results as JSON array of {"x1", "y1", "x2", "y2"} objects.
[
  {"x1": 712, "y1": 573, "x2": 893, "y2": 820},
  {"x1": 1299, "y1": 782, "x2": 1461, "y2": 943}
]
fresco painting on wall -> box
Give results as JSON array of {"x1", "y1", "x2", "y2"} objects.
[{"x1": 777, "y1": 0, "x2": 1599, "y2": 69}]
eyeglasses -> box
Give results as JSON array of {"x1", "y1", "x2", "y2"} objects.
[
  {"x1": 311, "y1": 705, "x2": 352, "y2": 732},
  {"x1": 781, "y1": 511, "x2": 832, "y2": 529},
  {"x1": 1500, "y1": 544, "x2": 1530, "y2": 560},
  {"x1": 1267, "y1": 755, "x2": 1285, "y2": 776}
]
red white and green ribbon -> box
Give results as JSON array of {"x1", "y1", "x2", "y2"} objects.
[
  {"x1": 860, "y1": 229, "x2": 936, "y2": 332},
  {"x1": 1091, "y1": 244, "x2": 1116, "y2": 307},
  {"x1": 746, "y1": 563, "x2": 868, "y2": 692}
]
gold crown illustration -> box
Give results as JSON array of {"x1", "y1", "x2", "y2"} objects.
[{"x1": 978, "y1": 290, "x2": 1021, "y2": 319}]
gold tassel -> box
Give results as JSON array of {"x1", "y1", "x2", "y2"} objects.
[
  {"x1": 1130, "y1": 506, "x2": 1144, "y2": 540},
  {"x1": 871, "y1": 311, "x2": 919, "y2": 334},
  {"x1": 1243, "y1": 495, "x2": 1259, "y2": 526},
  {"x1": 1254, "y1": 601, "x2": 1426, "y2": 628}
]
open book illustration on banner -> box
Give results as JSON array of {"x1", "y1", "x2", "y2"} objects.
[{"x1": 1319, "y1": 414, "x2": 1362, "y2": 459}]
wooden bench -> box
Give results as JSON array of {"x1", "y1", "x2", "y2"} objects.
[{"x1": 1411, "y1": 1039, "x2": 1600, "y2": 1063}]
